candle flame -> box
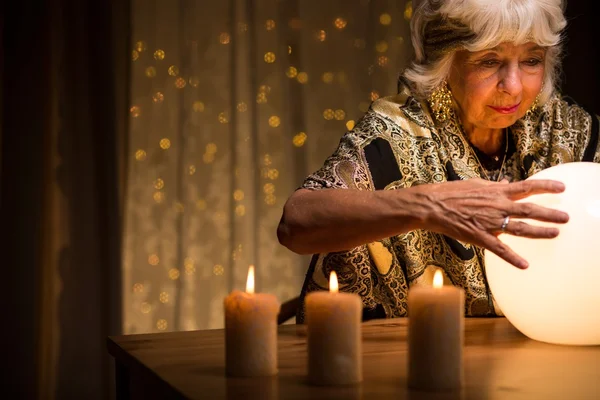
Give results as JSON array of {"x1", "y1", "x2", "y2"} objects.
[
  {"x1": 246, "y1": 265, "x2": 255, "y2": 294},
  {"x1": 329, "y1": 271, "x2": 339, "y2": 293},
  {"x1": 433, "y1": 269, "x2": 443, "y2": 289}
]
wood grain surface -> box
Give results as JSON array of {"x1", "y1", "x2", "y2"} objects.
[{"x1": 107, "y1": 318, "x2": 600, "y2": 399}]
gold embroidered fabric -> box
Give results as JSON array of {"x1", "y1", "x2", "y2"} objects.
[{"x1": 297, "y1": 78, "x2": 599, "y2": 323}]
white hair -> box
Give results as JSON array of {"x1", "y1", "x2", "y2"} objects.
[{"x1": 403, "y1": 0, "x2": 567, "y2": 105}]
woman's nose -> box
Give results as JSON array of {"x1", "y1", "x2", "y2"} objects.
[{"x1": 498, "y1": 64, "x2": 523, "y2": 96}]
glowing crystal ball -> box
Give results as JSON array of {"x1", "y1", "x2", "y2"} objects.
[{"x1": 485, "y1": 162, "x2": 600, "y2": 345}]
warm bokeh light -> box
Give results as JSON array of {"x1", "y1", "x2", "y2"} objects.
[
  {"x1": 168, "y1": 65, "x2": 179, "y2": 76},
  {"x1": 130, "y1": 106, "x2": 141, "y2": 117},
  {"x1": 135, "y1": 41, "x2": 147, "y2": 52},
  {"x1": 268, "y1": 116, "x2": 281, "y2": 127},
  {"x1": 154, "y1": 49, "x2": 165, "y2": 60},
  {"x1": 297, "y1": 72, "x2": 309, "y2": 83},
  {"x1": 264, "y1": 52, "x2": 276, "y2": 63},
  {"x1": 152, "y1": 92, "x2": 164, "y2": 103},
  {"x1": 174, "y1": 77, "x2": 186, "y2": 88},
  {"x1": 125, "y1": 4, "x2": 409, "y2": 334},
  {"x1": 333, "y1": 17, "x2": 347, "y2": 30},
  {"x1": 286, "y1": 66, "x2": 298, "y2": 78},
  {"x1": 134, "y1": 149, "x2": 146, "y2": 161},
  {"x1": 159, "y1": 138, "x2": 171, "y2": 149},
  {"x1": 145, "y1": 67, "x2": 156, "y2": 78},
  {"x1": 219, "y1": 33, "x2": 230, "y2": 44}
]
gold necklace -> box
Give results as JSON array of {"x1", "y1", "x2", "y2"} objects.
[{"x1": 467, "y1": 128, "x2": 508, "y2": 182}]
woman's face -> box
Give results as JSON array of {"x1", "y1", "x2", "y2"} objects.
[{"x1": 447, "y1": 42, "x2": 546, "y2": 131}]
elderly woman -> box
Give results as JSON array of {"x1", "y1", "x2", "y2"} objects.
[{"x1": 277, "y1": 0, "x2": 600, "y2": 323}]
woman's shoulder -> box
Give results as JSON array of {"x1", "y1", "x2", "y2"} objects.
[
  {"x1": 364, "y1": 78, "x2": 437, "y2": 140},
  {"x1": 540, "y1": 91, "x2": 596, "y2": 131}
]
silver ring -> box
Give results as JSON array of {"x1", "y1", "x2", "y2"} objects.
[{"x1": 501, "y1": 216, "x2": 511, "y2": 232}]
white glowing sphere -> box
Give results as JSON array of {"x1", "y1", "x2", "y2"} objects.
[{"x1": 485, "y1": 162, "x2": 600, "y2": 345}]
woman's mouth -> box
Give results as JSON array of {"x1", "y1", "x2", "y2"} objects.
[{"x1": 489, "y1": 103, "x2": 520, "y2": 114}]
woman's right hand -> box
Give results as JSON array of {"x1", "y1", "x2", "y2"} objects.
[{"x1": 416, "y1": 178, "x2": 569, "y2": 269}]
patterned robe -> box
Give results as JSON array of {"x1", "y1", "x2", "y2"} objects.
[{"x1": 296, "y1": 78, "x2": 600, "y2": 323}]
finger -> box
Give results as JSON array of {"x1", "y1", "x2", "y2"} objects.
[
  {"x1": 503, "y1": 220, "x2": 560, "y2": 238},
  {"x1": 504, "y1": 179, "x2": 565, "y2": 200},
  {"x1": 480, "y1": 235, "x2": 529, "y2": 269},
  {"x1": 507, "y1": 202, "x2": 570, "y2": 223}
]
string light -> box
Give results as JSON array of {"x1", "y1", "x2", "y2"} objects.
[
  {"x1": 323, "y1": 109, "x2": 334, "y2": 120},
  {"x1": 192, "y1": 101, "x2": 205, "y2": 112},
  {"x1": 334, "y1": 18, "x2": 347, "y2": 30},
  {"x1": 376, "y1": 41, "x2": 389, "y2": 53},
  {"x1": 157, "y1": 319, "x2": 167, "y2": 331},
  {"x1": 293, "y1": 132, "x2": 307, "y2": 147},
  {"x1": 152, "y1": 92, "x2": 164, "y2": 103},
  {"x1": 213, "y1": 264, "x2": 224, "y2": 275},
  {"x1": 159, "y1": 292, "x2": 169, "y2": 303},
  {"x1": 380, "y1": 13, "x2": 392, "y2": 25},
  {"x1": 404, "y1": 2, "x2": 413, "y2": 20},
  {"x1": 264, "y1": 52, "x2": 276, "y2": 63},
  {"x1": 286, "y1": 66, "x2": 298, "y2": 78},
  {"x1": 297, "y1": 72, "x2": 308, "y2": 84},
  {"x1": 174, "y1": 77, "x2": 186, "y2": 88},
  {"x1": 268, "y1": 116, "x2": 281, "y2": 127},
  {"x1": 334, "y1": 109, "x2": 346, "y2": 120},
  {"x1": 168, "y1": 65, "x2": 179, "y2": 76},
  {"x1": 135, "y1": 149, "x2": 146, "y2": 161},
  {"x1": 135, "y1": 41, "x2": 147, "y2": 52},
  {"x1": 130, "y1": 106, "x2": 141, "y2": 117},
  {"x1": 169, "y1": 268, "x2": 180, "y2": 280},
  {"x1": 233, "y1": 190, "x2": 245, "y2": 201},
  {"x1": 145, "y1": 67, "x2": 156, "y2": 78},
  {"x1": 160, "y1": 138, "x2": 171, "y2": 149},
  {"x1": 189, "y1": 76, "x2": 200, "y2": 87},
  {"x1": 220, "y1": 33, "x2": 230, "y2": 44},
  {"x1": 125, "y1": 5, "x2": 408, "y2": 336}
]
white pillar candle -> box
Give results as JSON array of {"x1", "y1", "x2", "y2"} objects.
[
  {"x1": 408, "y1": 269, "x2": 464, "y2": 391},
  {"x1": 306, "y1": 271, "x2": 363, "y2": 386},
  {"x1": 224, "y1": 266, "x2": 280, "y2": 377}
]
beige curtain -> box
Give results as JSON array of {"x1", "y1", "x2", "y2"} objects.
[
  {"x1": 124, "y1": 0, "x2": 413, "y2": 333},
  {"x1": 3, "y1": 0, "x2": 129, "y2": 398}
]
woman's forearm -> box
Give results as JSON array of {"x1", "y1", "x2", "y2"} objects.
[{"x1": 276, "y1": 188, "x2": 429, "y2": 254}]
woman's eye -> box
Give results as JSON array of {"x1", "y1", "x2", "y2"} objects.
[
  {"x1": 523, "y1": 58, "x2": 543, "y2": 66},
  {"x1": 481, "y1": 60, "x2": 500, "y2": 67}
]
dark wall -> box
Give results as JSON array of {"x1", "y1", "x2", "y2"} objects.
[{"x1": 562, "y1": 1, "x2": 599, "y2": 114}]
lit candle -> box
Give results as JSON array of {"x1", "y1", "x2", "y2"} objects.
[
  {"x1": 224, "y1": 266, "x2": 280, "y2": 377},
  {"x1": 306, "y1": 271, "x2": 362, "y2": 386},
  {"x1": 408, "y1": 269, "x2": 464, "y2": 391}
]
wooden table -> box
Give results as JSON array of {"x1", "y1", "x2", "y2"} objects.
[{"x1": 107, "y1": 318, "x2": 600, "y2": 399}]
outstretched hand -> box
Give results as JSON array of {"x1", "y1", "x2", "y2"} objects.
[{"x1": 418, "y1": 178, "x2": 569, "y2": 269}]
